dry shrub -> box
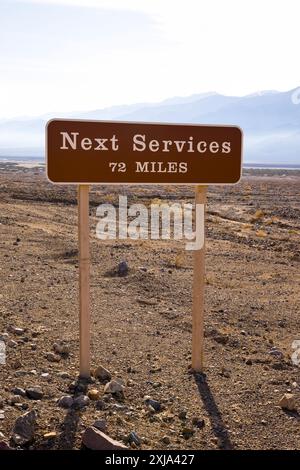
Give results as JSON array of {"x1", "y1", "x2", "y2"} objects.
[
  {"x1": 251, "y1": 209, "x2": 264, "y2": 221},
  {"x1": 103, "y1": 194, "x2": 116, "y2": 204},
  {"x1": 256, "y1": 230, "x2": 267, "y2": 238},
  {"x1": 174, "y1": 253, "x2": 185, "y2": 268}
]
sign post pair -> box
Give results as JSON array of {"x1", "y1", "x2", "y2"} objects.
[{"x1": 47, "y1": 119, "x2": 243, "y2": 378}]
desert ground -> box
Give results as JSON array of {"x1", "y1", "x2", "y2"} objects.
[{"x1": 0, "y1": 163, "x2": 299, "y2": 450}]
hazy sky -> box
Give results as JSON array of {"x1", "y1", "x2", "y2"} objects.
[{"x1": 0, "y1": 0, "x2": 299, "y2": 118}]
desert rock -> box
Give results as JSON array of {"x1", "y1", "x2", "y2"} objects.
[
  {"x1": 12, "y1": 387, "x2": 26, "y2": 397},
  {"x1": 12, "y1": 410, "x2": 37, "y2": 446},
  {"x1": 279, "y1": 393, "x2": 297, "y2": 411},
  {"x1": 58, "y1": 395, "x2": 73, "y2": 409},
  {"x1": 73, "y1": 395, "x2": 90, "y2": 409},
  {"x1": 117, "y1": 261, "x2": 129, "y2": 277},
  {"x1": 82, "y1": 426, "x2": 127, "y2": 450},
  {"x1": 53, "y1": 341, "x2": 69, "y2": 355},
  {"x1": 46, "y1": 352, "x2": 61, "y2": 363},
  {"x1": 104, "y1": 379, "x2": 124, "y2": 395},
  {"x1": 93, "y1": 365, "x2": 112, "y2": 382},
  {"x1": 88, "y1": 389, "x2": 101, "y2": 401},
  {"x1": 26, "y1": 387, "x2": 43, "y2": 400},
  {"x1": 93, "y1": 419, "x2": 107, "y2": 432}
]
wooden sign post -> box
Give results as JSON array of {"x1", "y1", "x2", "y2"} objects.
[
  {"x1": 46, "y1": 119, "x2": 242, "y2": 377},
  {"x1": 78, "y1": 185, "x2": 90, "y2": 378},
  {"x1": 192, "y1": 185, "x2": 207, "y2": 371}
]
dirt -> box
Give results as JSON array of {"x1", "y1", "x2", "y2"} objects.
[{"x1": 0, "y1": 163, "x2": 299, "y2": 450}]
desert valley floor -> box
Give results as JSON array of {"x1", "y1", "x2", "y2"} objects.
[{"x1": 0, "y1": 163, "x2": 299, "y2": 450}]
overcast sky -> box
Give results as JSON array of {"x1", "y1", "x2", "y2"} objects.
[{"x1": 0, "y1": 0, "x2": 298, "y2": 118}]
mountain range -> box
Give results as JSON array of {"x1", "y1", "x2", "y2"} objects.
[{"x1": 1, "y1": 88, "x2": 299, "y2": 164}]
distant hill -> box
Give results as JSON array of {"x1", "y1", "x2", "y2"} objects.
[{"x1": 0, "y1": 88, "x2": 299, "y2": 164}]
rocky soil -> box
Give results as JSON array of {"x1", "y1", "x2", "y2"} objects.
[{"x1": 0, "y1": 163, "x2": 299, "y2": 450}]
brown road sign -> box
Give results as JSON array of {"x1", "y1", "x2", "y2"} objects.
[
  {"x1": 46, "y1": 119, "x2": 243, "y2": 184},
  {"x1": 46, "y1": 118, "x2": 244, "y2": 377}
]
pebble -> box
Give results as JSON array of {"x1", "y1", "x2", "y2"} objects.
[
  {"x1": 111, "y1": 403, "x2": 127, "y2": 411},
  {"x1": 221, "y1": 367, "x2": 231, "y2": 378},
  {"x1": 88, "y1": 389, "x2": 101, "y2": 401},
  {"x1": 73, "y1": 395, "x2": 90, "y2": 409},
  {"x1": 58, "y1": 395, "x2": 73, "y2": 409},
  {"x1": 46, "y1": 352, "x2": 61, "y2": 363},
  {"x1": 0, "y1": 412, "x2": 4, "y2": 420},
  {"x1": 93, "y1": 419, "x2": 107, "y2": 432},
  {"x1": 26, "y1": 387, "x2": 43, "y2": 400},
  {"x1": 12, "y1": 410, "x2": 37, "y2": 446},
  {"x1": 12, "y1": 387, "x2": 26, "y2": 397},
  {"x1": 245, "y1": 358, "x2": 253, "y2": 365},
  {"x1": 14, "y1": 328, "x2": 25, "y2": 336},
  {"x1": 269, "y1": 347, "x2": 284, "y2": 360},
  {"x1": 192, "y1": 417, "x2": 205, "y2": 429},
  {"x1": 10, "y1": 395, "x2": 23, "y2": 405},
  {"x1": 104, "y1": 379, "x2": 125, "y2": 395},
  {"x1": 279, "y1": 393, "x2": 297, "y2": 411},
  {"x1": 182, "y1": 427, "x2": 194, "y2": 439},
  {"x1": 14, "y1": 370, "x2": 27, "y2": 377},
  {"x1": 117, "y1": 261, "x2": 129, "y2": 277},
  {"x1": 69, "y1": 381, "x2": 82, "y2": 393},
  {"x1": 41, "y1": 373, "x2": 51, "y2": 381},
  {"x1": 53, "y1": 341, "x2": 69, "y2": 355},
  {"x1": 150, "y1": 366, "x2": 162, "y2": 373},
  {"x1": 153, "y1": 382, "x2": 161, "y2": 389},
  {"x1": 9, "y1": 326, "x2": 25, "y2": 336},
  {"x1": 128, "y1": 431, "x2": 141, "y2": 446},
  {"x1": 43, "y1": 432, "x2": 57, "y2": 439},
  {"x1": 95, "y1": 400, "x2": 106, "y2": 410},
  {"x1": 161, "y1": 412, "x2": 175, "y2": 423},
  {"x1": 145, "y1": 398, "x2": 161, "y2": 412},
  {"x1": 162, "y1": 435, "x2": 171, "y2": 444},
  {"x1": 12, "y1": 359, "x2": 22, "y2": 370},
  {"x1": 58, "y1": 371, "x2": 72, "y2": 380},
  {"x1": 93, "y1": 365, "x2": 112, "y2": 382},
  {"x1": 7, "y1": 340, "x2": 18, "y2": 348},
  {"x1": 0, "y1": 333, "x2": 9, "y2": 341},
  {"x1": 178, "y1": 410, "x2": 187, "y2": 420}
]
